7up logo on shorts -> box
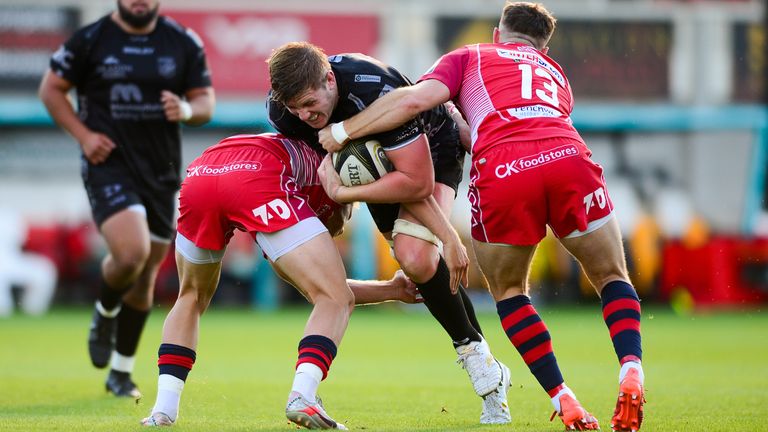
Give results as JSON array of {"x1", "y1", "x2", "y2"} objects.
[
  {"x1": 583, "y1": 187, "x2": 607, "y2": 214},
  {"x1": 252, "y1": 199, "x2": 292, "y2": 225}
]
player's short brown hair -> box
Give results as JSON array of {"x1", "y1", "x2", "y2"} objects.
[
  {"x1": 268, "y1": 42, "x2": 330, "y2": 105},
  {"x1": 500, "y1": 2, "x2": 557, "y2": 47}
]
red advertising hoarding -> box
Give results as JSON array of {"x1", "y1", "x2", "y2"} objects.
[
  {"x1": 164, "y1": 10, "x2": 379, "y2": 96},
  {"x1": 0, "y1": 6, "x2": 79, "y2": 89}
]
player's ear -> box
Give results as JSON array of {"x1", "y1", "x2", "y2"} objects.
[
  {"x1": 325, "y1": 70, "x2": 336, "y2": 91},
  {"x1": 493, "y1": 27, "x2": 500, "y2": 43}
]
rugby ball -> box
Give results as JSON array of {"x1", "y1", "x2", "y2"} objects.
[{"x1": 332, "y1": 139, "x2": 393, "y2": 186}]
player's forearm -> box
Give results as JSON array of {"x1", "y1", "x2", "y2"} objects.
[
  {"x1": 446, "y1": 102, "x2": 472, "y2": 152},
  {"x1": 343, "y1": 87, "x2": 419, "y2": 141},
  {"x1": 39, "y1": 87, "x2": 92, "y2": 144},
  {"x1": 184, "y1": 88, "x2": 215, "y2": 126},
  {"x1": 348, "y1": 279, "x2": 399, "y2": 305},
  {"x1": 335, "y1": 170, "x2": 434, "y2": 204}
]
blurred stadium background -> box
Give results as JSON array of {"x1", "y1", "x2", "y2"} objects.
[{"x1": 0, "y1": 0, "x2": 766, "y2": 315}]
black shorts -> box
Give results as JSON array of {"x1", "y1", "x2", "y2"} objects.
[
  {"x1": 428, "y1": 119, "x2": 465, "y2": 192},
  {"x1": 81, "y1": 159, "x2": 177, "y2": 240},
  {"x1": 367, "y1": 202, "x2": 401, "y2": 234},
  {"x1": 368, "y1": 122, "x2": 465, "y2": 234}
]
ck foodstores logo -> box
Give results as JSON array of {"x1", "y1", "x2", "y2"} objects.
[{"x1": 495, "y1": 144, "x2": 578, "y2": 178}]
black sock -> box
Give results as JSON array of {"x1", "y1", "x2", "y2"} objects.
[
  {"x1": 98, "y1": 277, "x2": 128, "y2": 311},
  {"x1": 416, "y1": 257, "x2": 482, "y2": 347},
  {"x1": 116, "y1": 304, "x2": 150, "y2": 357},
  {"x1": 458, "y1": 285, "x2": 483, "y2": 336}
]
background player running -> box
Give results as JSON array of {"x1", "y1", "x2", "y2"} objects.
[{"x1": 39, "y1": 0, "x2": 215, "y2": 398}]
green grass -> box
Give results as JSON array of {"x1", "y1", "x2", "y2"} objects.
[{"x1": 1, "y1": 304, "x2": 766, "y2": 431}]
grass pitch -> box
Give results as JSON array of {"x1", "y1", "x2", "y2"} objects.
[{"x1": 0, "y1": 304, "x2": 766, "y2": 431}]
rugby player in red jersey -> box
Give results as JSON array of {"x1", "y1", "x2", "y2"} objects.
[
  {"x1": 140, "y1": 133, "x2": 421, "y2": 429},
  {"x1": 318, "y1": 2, "x2": 646, "y2": 431}
]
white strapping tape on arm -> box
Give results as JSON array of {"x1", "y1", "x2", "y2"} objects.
[
  {"x1": 331, "y1": 121, "x2": 349, "y2": 144},
  {"x1": 179, "y1": 100, "x2": 193, "y2": 122}
]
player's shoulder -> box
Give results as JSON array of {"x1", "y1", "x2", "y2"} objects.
[
  {"x1": 158, "y1": 16, "x2": 205, "y2": 49},
  {"x1": 209, "y1": 133, "x2": 279, "y2": 154},
  {"x1": 331, "y1": 53, "x2": 410, "y2": 86},
  {"x1": 67, "y1": 15, "x2": 110, "y2": 47}
]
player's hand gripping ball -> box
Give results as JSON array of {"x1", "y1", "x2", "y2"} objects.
[{"x1": 332, "y1": 139, "x2": 393, "y2": 186}]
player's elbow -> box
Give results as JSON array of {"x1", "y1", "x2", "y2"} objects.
[
  {"x1": 409, "y1": 176, "x2": 434, "y2": 202},
  {"x1": 38, "y1": 82, "x2": 55, "y2": 108},
  {"x1": 398, "y1": 92, "x2": 433, "y2": 118}
]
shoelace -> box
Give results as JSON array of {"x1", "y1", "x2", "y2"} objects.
[
  {"x1": 93, "y1": 316, "x2": 113, "y2": 339},
  {"x1": 455, "y1": 345, "x2": 479, "y2": 369},
  {"x1": 288, "y1": 394, "x2": 325, "y2": 411}
]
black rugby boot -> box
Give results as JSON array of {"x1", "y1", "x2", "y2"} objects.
[
  {"x1": 105, "y1": 369, "x2": 142, "y2": 398},
  {"x1": 88, "y1": 306, "x2": 116, "y2": 368}
]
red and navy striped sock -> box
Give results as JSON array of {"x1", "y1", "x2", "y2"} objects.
[
  {"x1": 296, "y1": 335, "x2": 337, "y2": 380},
  {"x1": 497, "y1": 295, "x2": 564, "y2": 394},
  {"x1": 157, "y1": 343, "x2": 196, "y2": 381},
  {"x1": 601, "y1": 280, "x2": 643, "y2": 364}
]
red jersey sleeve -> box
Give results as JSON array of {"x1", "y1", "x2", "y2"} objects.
[{"x1": 419, "y1": 47, "x2": 469, "y2": 99}]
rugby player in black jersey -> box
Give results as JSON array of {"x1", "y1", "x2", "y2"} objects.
[
  {"x1": 267, "y1": 42, "x2": 511, "y2": 424},
  {"x1": 39, "y1": 0, "x2": 215, "y2": 399}
]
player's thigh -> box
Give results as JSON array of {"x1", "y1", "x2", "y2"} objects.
[
  {"x1": 433, "y1": 182, "x2": 457, "y2": 218},
  {"x1": 271, "y1": 231, "x2": 351, "y2": 304},
  {"x1": 141, "y1": 187, "x2": 177, "y2": 242},
  {"x1": 146, "y1": 240, "x2": 171, "y2": 270},
  {"x1": 558, "y1": 215, "x2": 629, "y2": 290},
  {"x1": 100, "y1": 207, "x2": 151, "y2": 262},
  {"x1": 543, "y1": 140, "x2": 613, "y2": 239},
  {"x1": 468, "y1": 146, "x2": 548, "y2": 245},
  {"x1": 472, "y1": 239, "x2": 537, "y2": 300},
  {"x1": 175, "y1": 250, "x2": 223, "y2": 308}
]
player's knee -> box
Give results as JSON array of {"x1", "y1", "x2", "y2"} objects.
[
  {"x1": 596, "y1": 274, "x2": 633, "y2": 294},
  {"x1": 586, "y1": 262, "x2": 630, "y2": 291},
  {"x1": 110, "y1": 246, "x2": 151, "y2": 278},
  {"x1": 394, "y1": 247, "x2": 438, "y2": 283},
  {"x1": 176, "y1": 284, "x2": 214, "y2": 315},
  {"x1": 194, "y1": 291, "x2": 214, "y2": 315},
  {"x1": 331, "y1": 286, "x2": 355, "y2": 310},
  {"x1": 310, "y1": 286, "x2": 355, "y2": 315}
]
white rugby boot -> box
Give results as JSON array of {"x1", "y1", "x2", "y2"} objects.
[
  {"x1": 286, "y1": 391, "x2": 348, "y2": 430},
  {"x1": 480, "y1": 360, "x2": 511, "y2": 424},
  {"x1": 141, "y1": 412, "x2": 174, "y2": 427},
  {"x1": 456, "y1": 337, "x2": 503, "y2": 397}
]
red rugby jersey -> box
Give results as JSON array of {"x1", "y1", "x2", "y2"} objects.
[{"x1": 420, "y1": 42, "x2": 585, "y2": 157}]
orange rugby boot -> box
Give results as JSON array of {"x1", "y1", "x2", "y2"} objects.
[
  {"x1": 611, "y1": 368, "x2": 645, "y2": 431},
  {"x1": 550, "y1": 394, "x2": 600, "y2": 430}
]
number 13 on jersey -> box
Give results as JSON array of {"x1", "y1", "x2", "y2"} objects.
[{"x1": 518, "y1": 63, "x2": 558, "y2": 107}]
